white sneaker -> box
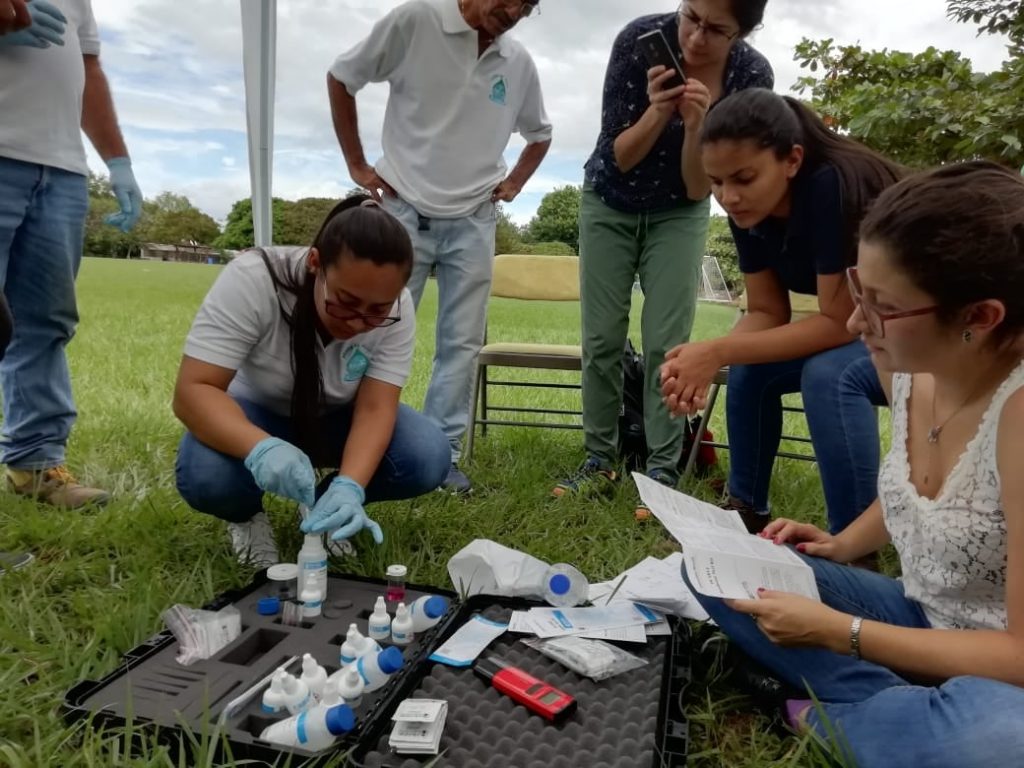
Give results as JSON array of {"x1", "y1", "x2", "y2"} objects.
[
  {"x1": 227, "y1": 512, "x2": 279, "y2": 568},
  {"x1": 326, "y1": 538, "x2": 356, "y2": 559},
  {"x1": 295, "y1": 505, "x2": 355, "y2": 559}
]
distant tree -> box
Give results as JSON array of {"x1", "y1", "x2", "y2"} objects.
[
  {"x1": 276, "y1": 197, "x2": 337, "y2": 245},
  {"x1": 129, "y1": 191, "x2": 220, "y2": 246},
  {"x1": 216, "y1": 196, "x2": 352, "y2": 249},
  {"x1": 144, "y1": 206, "x2": 220, "y2": 246},
  {"x1": 526, "y1": 185, "x2": 581, "y2": 254},
  {"x1": 794, "y1": 0, "x2": 1024, "y2": 167},
  {"x1": 495, "y1": 204, "x2": 523, "y2": 254},
  {"x1": 149, "y1": 191, "x2": 192, "y2": 215},
  {"x1": 84, "y1": 171, "x2": 141, "y2": 257},
  {"x1": 215, "y1": 198, "x2": 256, "y2": 250}
]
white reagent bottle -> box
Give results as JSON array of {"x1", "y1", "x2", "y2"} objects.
[
  {"x1": 300, "y1": 587, "x2": 322, "y2": 618},
  {"x1": 280, "y1": 671, "x2": 311, "y2": 715},
  {"x1": 339, "y1": 623, "x2": 365, "y2": 665},
  {"x1": 367, "y1": 595, "x2": 391, "y2": 642},
  {"x1": 390, "y1": 602, "x2": 414, "y2": 645},
  {"x1": 297, "y1": 534, "x2": 328, "y2": 602},
  {"x1": 261, "y1": 670, "x2": 288, "y2": 714},
  {"x1": 259, "y1": 703, "x2": 355, "y2": 751},
  {"x1": 354, "y1": 646, "x2": 404, "y2": 693},
  {"x1": 300, "y1": 653, "x2": 328, "y2": 702},
  {"x1": 407, "y1": 595, "x2": 449, "y2": 632},
  {"x1": 335, "y1": 666, "x2": 364, "y2": 709}
]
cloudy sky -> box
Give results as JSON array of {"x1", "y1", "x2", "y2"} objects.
[{"x1": 86, "y1": 0, "x2": 1006, "y2": 226}]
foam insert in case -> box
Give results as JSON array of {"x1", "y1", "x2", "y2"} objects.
[
  {"x1": 354, "y1": 598, "x2": 692, "y2": 768},
  {"x1": 63, "y1": 572, "x2": 456, "y2": 766}
]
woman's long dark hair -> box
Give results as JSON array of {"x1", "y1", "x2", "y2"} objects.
[
  {"x1": 258, "y1": 195, "x2": 413, "y2": 457},
  {"x1": 701, "y1": 88, "x2": 905, "y2": 264}
]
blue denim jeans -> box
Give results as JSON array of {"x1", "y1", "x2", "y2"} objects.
[
  {"x1": 175, "y1": 397, "x2": 450, "y2": 523},
  {"x1": 683, "y1": 554, "x2": 1024, "y2": 767},
  {"x1": 0, "y1": 157, "x2": 88, "y2": 469},
  {"x1": 381, "y1": 195, "x2": 496, "y2": 464},
  {"x1": 726, "y1": 340, "x2": 887, "y2": 533}
]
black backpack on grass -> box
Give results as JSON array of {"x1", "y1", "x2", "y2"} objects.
[
  {"x1": 617, "y1": 338, "x2": 717, "y2": 475},
  {"x1": 618, "y1": 339, "x2": 648, "y2": 473}
]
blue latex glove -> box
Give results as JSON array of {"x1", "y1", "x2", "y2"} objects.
[
  {"x1": 0, "y1": 0, "x2": 65, "y2": 48},
  {"x1": 243, "y1": 437, "x2": 316, "y2": 508},
  {"x1": 103, "y1": 158, "x2": 143, "y2": 232},
  {"x1": 300, "y1": 475, "x2": 384, "y2": 545}
]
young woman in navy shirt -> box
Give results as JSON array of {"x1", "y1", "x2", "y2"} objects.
[{"x1": 661, "y1": 88, "x2": 902, "y2": 535}]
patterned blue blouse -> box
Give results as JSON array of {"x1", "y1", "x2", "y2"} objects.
[{"x1": 584, "y1": 13, "x2": 774, "y2": 214}]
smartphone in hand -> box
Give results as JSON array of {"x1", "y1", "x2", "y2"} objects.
[{"x1": 636, "y1": 29, "x2": 686, "y2": 91}]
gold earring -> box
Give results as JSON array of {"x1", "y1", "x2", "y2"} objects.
[{"x1": 963, "y1": 329, "x2": 973, "y2": 344}]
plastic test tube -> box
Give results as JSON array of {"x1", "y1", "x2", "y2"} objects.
[{"x1": 386, "y1": 564, "x2": 407, "y2": 604}]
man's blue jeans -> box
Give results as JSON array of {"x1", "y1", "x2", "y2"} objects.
[
  {"x1": 726, "y1": 340, "x2": 887, "y2": 532},
  {"x1": 684, "y1": 554, "x2": 1024, "y2": 767},
  {"x1": 175, "y1": 398, "x2": 450, "y2": 523},
  {"x1": 382, "y1": 195, "x2": 496, "y2": 464},
  {"x1": 0, "y1": 157, "x2": 88, "y2": 469}
]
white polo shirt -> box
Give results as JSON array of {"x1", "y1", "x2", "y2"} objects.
[
  {"x1": 184, "y1": 247, "x2": 416, "y2": 416},
  {"x1": 0, "y1": 0, "x2": 100, "y2": 175},
  {"x1": 330, "y1": 0, "x2": 552, "y2": 218}
]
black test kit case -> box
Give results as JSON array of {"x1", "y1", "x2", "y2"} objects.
[{"x1": 63, "y1": 571, "x2": 692, "y2": 767}]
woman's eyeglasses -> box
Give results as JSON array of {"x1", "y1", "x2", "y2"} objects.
[
  {"x1": 320, "y1": 274, "x2": 401, "y2": 328},
  {"x1": 678, "y1": 4, "x2": 739, "y2": 43},
  {"x1": 846, "y1": 267, "x2": 938, "y2": 338}
]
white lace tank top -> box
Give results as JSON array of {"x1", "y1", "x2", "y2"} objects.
[{"x1": 879, "y1": 361, "x2": 1024, "y2": 630}]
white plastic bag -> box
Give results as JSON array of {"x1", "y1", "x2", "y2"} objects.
[
  {"x1": 447, "y1": 539, "x2": 551, "y2": 600},
  {"x1": 162, "y1": 604, "x2": 242, "y2": 666},
  {"x1": 521, "y1": 636, "x2": 648, "y2": 681}
]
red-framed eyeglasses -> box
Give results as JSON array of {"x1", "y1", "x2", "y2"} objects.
[{"x1": 846, "y1": 266, "x2": 938, "y2": 338}]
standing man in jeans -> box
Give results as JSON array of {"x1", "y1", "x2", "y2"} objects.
[
  {"x1": 0, "y1": 0, "x2": 143, "y2": 508},
  {"x1": 328, "y1": 0, "x2": 552, "y2": 493}
]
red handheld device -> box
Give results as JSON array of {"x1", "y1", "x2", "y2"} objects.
[{"x1": 473, "y1": 656, "x2": 577, "y2": 723}]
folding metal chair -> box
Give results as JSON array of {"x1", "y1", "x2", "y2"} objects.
[{"x1": 465, "y1": 254, "x2": 583, "y2": 459}]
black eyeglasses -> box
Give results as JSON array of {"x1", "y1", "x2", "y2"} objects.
[
  {"x1": 678, "y1": 4, "x2": 739, "y2": 42},
  {"x1": 319, "y1": 274, "x2": 401, "y2": 328}
]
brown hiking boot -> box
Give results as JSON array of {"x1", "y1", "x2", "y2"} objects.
[
  {"x1": 7, "y1": 465, "x2": 111, "y2": 509},
  {"x1": 720, "y1": 494, "x2": 771, "y2": 535}
]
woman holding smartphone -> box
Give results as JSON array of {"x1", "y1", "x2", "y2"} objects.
[{"x1": 555, "y1": 1, "x2": 773, "y2": 515}]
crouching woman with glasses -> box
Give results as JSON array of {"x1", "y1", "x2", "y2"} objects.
[{"x1": 173, "y1": 196, "x2": 449, "y2": 566}]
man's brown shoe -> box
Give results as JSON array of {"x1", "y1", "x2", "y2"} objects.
[{"x1": 7, "y1": 466, "x2": 111, "y2": 509}]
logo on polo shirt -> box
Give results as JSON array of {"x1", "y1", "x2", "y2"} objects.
[
  {"x1": 342, "y1": 345, "x2": 370, "y2": 382},
  {"x1": 489, "y1": 75, "x2": 508, "y2": 106}
]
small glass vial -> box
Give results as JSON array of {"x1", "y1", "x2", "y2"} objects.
[{"x1": 385, "y1": 564, "x2": 407, "y2": 604}]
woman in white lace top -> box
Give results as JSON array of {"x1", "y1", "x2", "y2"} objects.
[{"x1": 683, "y1": 161, "x2": 1024, "y2": 767}]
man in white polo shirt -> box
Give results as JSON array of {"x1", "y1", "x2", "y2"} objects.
[
  {"x1": 0, "y1": 0, "x2": 142, "y2": 509},
  {"x1": 328, "y1": 0, "x2": 552, "y2": 493}
]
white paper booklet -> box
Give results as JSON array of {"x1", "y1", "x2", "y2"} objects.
[{"x1": 632, "y1": 473, "x2": 820, "y2": 601}]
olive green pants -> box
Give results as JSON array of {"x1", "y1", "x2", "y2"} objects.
[{"x1": 578, "y1": 186, "x2": 709, "y2": 477}]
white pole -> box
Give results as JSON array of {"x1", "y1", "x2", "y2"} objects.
[{"x1": 240, "y1": 0, "x2": 277, "y2": 247}]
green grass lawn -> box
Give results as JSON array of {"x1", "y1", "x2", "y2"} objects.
[{"x1": 0, "y1": 257, "x2": 848, "y2": 767}]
